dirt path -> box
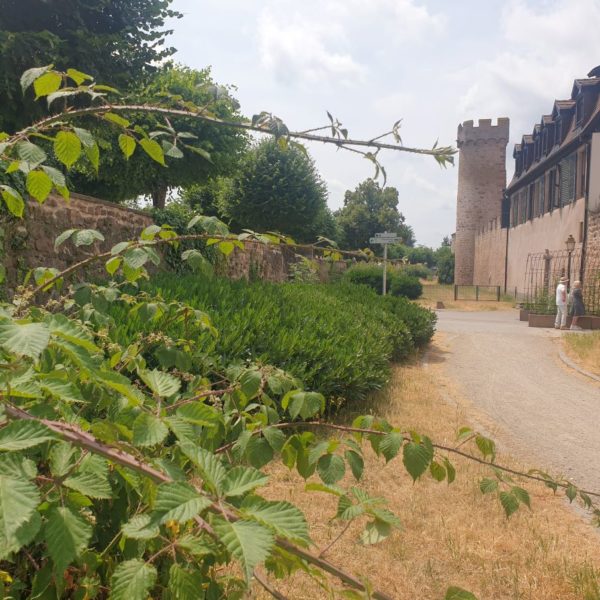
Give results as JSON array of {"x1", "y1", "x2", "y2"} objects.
[{"x1": 436, "y1": 309, "x2": 600, "y2": 491}]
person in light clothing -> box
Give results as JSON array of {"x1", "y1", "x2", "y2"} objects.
[{"x1": 555, "y1": 276, "x2": 569, "y2": 329}]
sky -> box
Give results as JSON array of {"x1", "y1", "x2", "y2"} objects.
[{"x1": 166, "y1": 0, "x2": 600, "y2": 246}]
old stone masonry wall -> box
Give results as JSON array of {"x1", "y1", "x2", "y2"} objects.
[{"x1": 4, "y1": 192, "x2": 345, "y2": 292}]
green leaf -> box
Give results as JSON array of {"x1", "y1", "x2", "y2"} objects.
[
  {"x1": 566, "y1": 483, "x2": 577, "y2": 503},
  {"x1": 132, "y1": 413, "x2": 169, "y2": 447},
  {"x1": 33, "y1": 71, "x2": 62, "y2": 99},
  {"x1": 106, "y1": 256, "x2": 122, "y2": 275},
  {"x1": 118, "y1": 134, "x2": 137, "y2": 159},
  {"x1": 155, "y1": 482, "x2": 212, "y2": 523},
  {"x1": 0, "y1": 186, "x2": 25, "y2": 217},
  {"x1": 121, "y1": 514, "x2": 159, "y2": 540},
  {"x1": 263, "y1": 426, "x2": 286, "y2": 452},
  {"x1": 72, "y1": 229, "x2": 105, "y2": 247},
  {"x1": 49, "y1": 442, "x2": 77, "y2": 477},
  {"x1": 54, "y1": 229, "x2": 76, "y2": 250},
  {"x1": 54, "y1": 131, "x2": 82, "y2": 168},
  {"x1": 345, "y1": 450, "x2": 364, "y2": 481},
  {"x1": 46, "y1": 313, "x2": 99, "y2": 353},
  {"x1": 103, "y1": 112, "x2": 130, "y2": 128},
  {"x1": 139, "y1": 369, "x2": 181, "y2": 397},
  {"x1": 222, "y1": 466, "x2": 269, "y2": 497},
  {"x1": 475, "y1": 435, "x2": 496, "y2": 460},
  {"x1": 402, "y1": 441, "x2": 433, "y2": 482},
  {"x1": 179, "y1": 442, "x2": 226, "y2": 494},
  {"x1": 239, "y1": 369, "x2": 261, "y2": 399},
  {"x1": 20, "y1": 65, "x2": 51, "y2": 92},
  {"x1": 64, "y1": 470, "x2": 112, "y2": 499},
  {"x1": 360, "y1": 519, "x2": 392, "y2": 545},
  {"x1": 17, "y1": 141, "x2": 46, "y2": 165},
  {"x1": 110, "y1": 559, "x2": 157, "y2": 600},
  {"x1": 241, "y1": 497, "x2": 310, "y2": 544},
  {"x1": 479, "y1": 478, "x2": 498, "y2": 494},
  {"x1": 0, "y1": 474, "x2": 40, "y2": 556},
  {"x1": 85, "y1": 142, "x2": 100, "y2": 172},
  {"x1": 213, "y1": 518, "x2": 274, "y2": 581},
  {"x1": 175, "y1": 401, "x2": 218, "y2": 426},
  {"x1": 168, "y1": 564, "x2": 203, "y2": 600},
  {"x1": 379, "y1": 431, "x2": 403, "y2": 463},
  {"x1": 0, "y1": 420, "x2": 56, "y2": 451},
  {"x1": 42, "y1": 165, "x2": 66, "y2": 187},
  {"x1": 0, "y1": 321, "x2": 50, "y2": 358},
  {"x1": 499, "y1": 491, "x2": 520, "y2": 518},
  {"x1": 26, "y1": 170, "x2": 53, "y2": 203},
  {"x1": 44, "y1": 506, "x2": 92, "y2": 574},
  {"x1": 282, "y1": 390, "x2": 324, "y2": 420},
  {"x1": 139, "y1": 138, "x2": 165, "y2": 166},
  {"x1": 511, "y1": 486, "x2": 531, "y2": 509},
  {"x1": 66, "y1": 69, "x2": 92, "y2": 86},
  {"x1": 429, "y1": 460, "x2": 446, "y2": 482},
  {"x1": 73, "y1": 127, "x2": 95, "y2": 148},
  {"x1": 445, "y1": 586, "x2": 478, "y2": 600},
  {"x1": 0, "y1": 454, "x2": 37, "y2": 480},
  {"x1": 444, "y1": 457, "x2": 456, "y2": 484},
  {"x1": 245, "y1": 436, "x2": 274, "y2": 469},
  {"x1": 317, "y1": 454, "x2": 345, "y2": 485}
]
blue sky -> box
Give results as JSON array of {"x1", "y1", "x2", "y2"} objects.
[{"x1": 167, "y1": 0, "x2": 600, "y2": 246}]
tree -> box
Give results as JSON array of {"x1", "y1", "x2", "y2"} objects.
[
  {"x1": 220, "y1": 139, "x2": 336, "y2": 242},
  {"x1": 436, "y1": 245, "x2": 455, "y2": 284},
  {"x1": 0, "y1": 0, "x2": 181, "y2": 133},
  {"x1": 70, "y1": 64, "x2": 247, "y2": 207},
  {"x1": 335, "y1": 179, "x2": 414, "y2": 250}
]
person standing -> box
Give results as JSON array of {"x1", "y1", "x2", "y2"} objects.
[
  {"x1": 555, "y1": 276, "x2": 568, "y2": 330},
  {"x1": 570, "y1": 281, "x2": 585, "y2": 330}
]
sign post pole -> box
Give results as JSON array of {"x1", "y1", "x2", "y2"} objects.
[{"x1": 368, "y1": 232, "x2": 399, "y2": 297}]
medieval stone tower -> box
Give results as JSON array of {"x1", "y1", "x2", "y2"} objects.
[{"x1": 455, "y1": 118, "x2": 510, "y2": 285}]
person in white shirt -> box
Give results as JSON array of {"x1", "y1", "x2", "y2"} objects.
[{"x1": 555, "y1": 276, "x2": 569, "y2": 329}]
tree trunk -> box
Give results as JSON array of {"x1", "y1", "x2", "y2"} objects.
[{"x1": 152, "y1": 183, "x2": 168, "y2": 209}]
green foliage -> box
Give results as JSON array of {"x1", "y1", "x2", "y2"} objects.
[
  {"x1": 334, "y1": 179, "x2": 415, "y2": 250},
  {"x1": 342, "y1": 263, "x2": 423, "y2": 299},
  {"x1": 435, "y1": 245, "x2": 455, "y2": 284},
  {"x1": 220, "y1": 139, "x2": 336, "y2": 242}
]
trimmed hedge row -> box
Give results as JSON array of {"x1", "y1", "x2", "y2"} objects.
[
  {"x1": 111, "y1": 276, "x2": 436, "y2": 406},
  {"x1": 342, "y1": 263, "x2": 423, "y2": 299}
]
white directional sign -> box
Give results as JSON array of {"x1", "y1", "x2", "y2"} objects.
[
  {"x1": 370, "y1": 236, "x2": 398, "y2": 244},
  {"x1": 368, "y1": 233, "x2": 399, "y2": 295}
]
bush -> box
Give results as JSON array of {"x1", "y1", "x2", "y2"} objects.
[
  {"x1": 400, "y1": 263, "x2": 432, "y2": 280},
  {"x1": 342, "y1": 263, "x2": 385, "y2": 292},
  {"x1": 390, "y1": 273, "x2": 423, "y2": 300},
  {"x1": 435, "y1": 247, "x2": 455, "y2": 284},
  {"x1": 111, "y1": 276, "x2": 435, "y2": 408}
]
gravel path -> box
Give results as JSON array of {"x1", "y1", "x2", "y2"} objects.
[{"x1": 436, "y1": 309, "x2": 600, "y2": 491}]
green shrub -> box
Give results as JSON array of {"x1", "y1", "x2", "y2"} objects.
[
  {"x1": 111, "y1": 276, "x2": 435, "y2": 408},
  {"x1": 342, "y1": 263, "x2": 385, "y2": 292},
  {"x1": 401, "y1": 263, "x2": 432, "y2": 280},
  {"x1": 390, "y1": 272, "x2": 423, "y2": 300}
]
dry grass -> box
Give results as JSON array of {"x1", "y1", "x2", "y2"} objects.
[
  {"x1": 563, "y1": 331, "x2": 600, "y2": 377},
  {"x1": 419, "y1": 282, "x2": 515, "y2": 312},
  {"x1": 254, "y1": 345, "x2": 600, "y2": 600}
]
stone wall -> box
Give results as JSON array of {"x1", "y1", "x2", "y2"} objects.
[
  {"x1": 454, "y1": 118, "x2": 510, "y2": 285},
  {"x1": 5, "y1": 192, "x2": 346, "y2": 291}
]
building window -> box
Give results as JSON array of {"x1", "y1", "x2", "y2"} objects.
[
  {"x1": 576, "y1": 146, "x2": 587, "y2": 199},
  {"x1": 548, "y1": 168, "x2": 559, "y2": 210},
  {"x1": 576, "y1": 96, "x2": 584, "y2": 127},
  {"x1": 559, "y1": 153, "x2": 577, "y2": 206},
  {"x1": 527, "y1": 184, "x2": 534, "y2": 220},
  {"x1": 520, "y1": 190, "x2": 527, "y2": 224},
  {"x1": 539, "y1": 175, "x2": 545, "y2": 216}
]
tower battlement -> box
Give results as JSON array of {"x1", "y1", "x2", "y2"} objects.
[{"x1": 457, "y1": 118, "x2": 510, "y2": 145}]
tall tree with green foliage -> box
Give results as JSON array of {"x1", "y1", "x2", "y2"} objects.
[
  {"x1": 220, "y1": 139, "x2": 337, "y2": 242},
  {"x1": 71, "y1": 65, "x2": 247, "y2": 207},
  {"x1": 334, "y1": 179, "x2": 415, "y2": 250},
  {"x1": 0, "y1": 0, "x2": 180, "y2": 133}
]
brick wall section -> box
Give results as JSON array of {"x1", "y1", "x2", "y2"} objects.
[
  {"x1": 5, "y1": 192, "x2": 346, "y2": 291},
  {"x1": 455, "y1": 118, "x2": 509, "y2": 285}
]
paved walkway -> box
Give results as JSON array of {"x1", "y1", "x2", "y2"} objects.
[{"x1": 436, "y1": 310, "x2": 600, "y2": 490}]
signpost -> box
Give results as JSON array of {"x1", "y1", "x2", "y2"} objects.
[{"x1": 369, "y1": 232, "x2": 399, "y2": 295}]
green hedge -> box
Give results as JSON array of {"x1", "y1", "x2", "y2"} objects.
[
  {"x1": 110, "y1": 276, "x2": 436, "y2": 407},
  {"x1": 342, "y1": 263, "x2": 423, "y2": 299}
]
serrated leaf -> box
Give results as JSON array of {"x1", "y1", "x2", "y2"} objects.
[
  {"x1": 54, "y1": 131, "x2": 82, "y2": 168},
  {"x1": 34, "y1": 71, "x2": 62, "y2": 99},
  {"x1": 360, "y1": 519, "x2": 391, "y2": 545},
  {"x1": 139, "y1": 369, "x2": 180, "y2": 397},
  {"x1": 110, "y1": 559, "x2": 157, "y2": 600},
  {"x1": 179, "y1": 442, "x2": 226, "y2": 494},
  {"x1": 73, "y1": 127, "x2": 95, "y2": 148},
  {"x1": 72, "y1": 229, "x2": 105, "y2": 247},
  {"x1": 168, "y1": 564, "x2": 203, "y2": 600},
  {"x1": 103, "y1": 112, "x2": 130, "y2": 128},
  {"x1": 317, "y1": 454, "x2": 345, "y2": 485},
  {"x1": 66, "y1": 69, "x2": 92, "y2": 86},
  {"x1": 0, "y1": 420, "x2": 56, "y2": 451},
  {"x1": 0, "y1": 454, "x2": 37, "y2": 480},
  {"x1": 49, "y1": 442, "x2": 77, "y2": 477},
  {"x1": 139, "y1": 138, "x2": 165, "y2": 166},
  {"x1": 175, "y1": 401, "x2": 218, "y2": 426},
  {"x1": 429, "y1": 460, "x2": 446, "y2": 482},
  {"x1": 0, "y1": 474, "x2": 40, "y2": 556},
  {"x1": 54, "y1": 228, "x2": 76, "y2": 250},
  {"x1": 305, "y1": 482, "x2": 345, "y2": 496},
  {"x1": 499, "y1": 491, "x2": 520, "y2": 518},
  {"x1": 402, "y1": 441, "x2": 432, "y2": 482},
  {"x1": 1, "y1": 186, "x2": 25, "y2": 217},
  {"x1": 45, "y1": 506, "x2": 92, "y2": 574},
  {"x1": 511, "y1": 486, "x2": 531, "y2": 509},
  {"x1": 336, "y1": 495, "x2": 365, "y2": 520},
  {"x1": 46, "y1": 313, "x2": 98, "y2": 353},
  {"x1": 222, "y1": 466, "x2": 269, "y2": 497},
  {"x1": 42, "y1": 165, "x2": 66, "y2": 187},
  {"x1": 155, "y1": 481, "x2": 211, "y2": 523},
  {"x1": 85, "y1": 142, "x2": 100, "y2": 172},
  {"x1": 64, "y1": 470, "x2": 112, "y2": 499},
  {"x1": 26, "y1": 170, "x2": 53, "y2": 203},
  {"x1": 239, "y1": 369, "x2": 261, "y2": 398},
  {"x1": 132, "y1": 412, "x2": 169, "y2": 447},
  {"x1": 17, "y1": 141, "x2": 46, "y2": 165},
  {"x1": 118, "y1": 134, "x2": 136, "y2": 159},
  {"x1": 566, "y1": 483, "x2": 577, "y2": 503},
  {"x1": 245, "y1": 436, "x2": 274, "y2": 469},
  {"x1": 444, "y1": 458, "x2": 456, "y2": 484},
  {"x1": 475, "y1": 435, "x2": 496, "y2": 460},
  {"x1": 379, "y1": 431, "x2": 402, "y2": 463},
  {"x1": 121, "y1": 514, "x2": 160, "y2": 540},
  {"x1": 263, "y1": 426, "x2": 286, "y2": 452},
  {"x1": 106, "y1": 256, "x2": 122, "y2": 275},
  {"x1": 21, "y1": 65, "x2": 51, "y2": 92},
  {"x1": 241, "y1": 497, "x2": 310, "y2": 544},
  {"x1": 213, "y1": 518, "x2": 274, "y2": 581},
  {"x1": 445, "y1": 586, "x2": 478, "y2": 600},
  {"x1": 479, "y1": 478, "x2": 498, "y2": 494}
]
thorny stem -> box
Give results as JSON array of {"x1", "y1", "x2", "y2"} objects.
[
  {"x1": 253, "y1": 569, "x2": 290, "y2": 600},
  {"x1": 318, "y1": 520, "x2": 353, "y2": 558}
]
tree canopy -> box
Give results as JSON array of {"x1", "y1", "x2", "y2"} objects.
[
  {"x1": 70, "y1": 64, "x2": 247, "y2": 207},
  {"x1": 219, "y1": 139, "x2": 337, "y2": 242},
  {"x1": 0, "y1": 0, "x2": 180, "y2": 133},
  {"x1": 334, "y1": 179, "x2": 415, "y2": 250}
]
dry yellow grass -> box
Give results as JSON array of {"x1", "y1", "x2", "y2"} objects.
[
  {"x1": 419, "y1": 282, "x2": 515, "y2": 312},
  {"x1": 563, "y1": 331, "x2": 600, "y2": 377},
  {"x1": 254, "y1": 345, "x2": 600, "y2": 600}
]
